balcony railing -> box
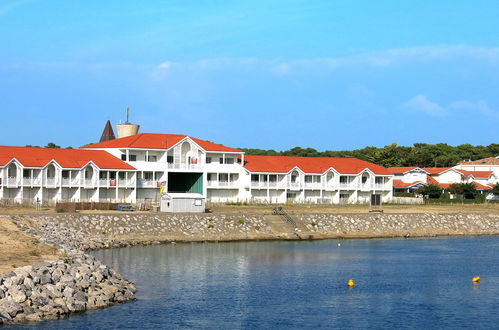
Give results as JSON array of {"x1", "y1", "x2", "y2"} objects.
[
  {"x1": 84, "y1": 179, "x2": 96, "y2": 187},
  {"x1": 137, "y1": 179, "x2": 155, "y2": 188},
  {"x1": 304, "y1": 182, "x2": 322, "y2": 189},
  {"x1": 46, "y1": 178, "x2": 57, "y2": 187},
  {"x1": 208, "y1": 180, "x2": 237, "y2": 188},
  {"x1": 7, "y1": 177, "x2": 19, "y2": 186},
  {"x1": 167, "y1": 162, "x2": 201, "y2": 170},
  {"x1": 22, "y1": 177, "x2": 42, "y2": 186}
]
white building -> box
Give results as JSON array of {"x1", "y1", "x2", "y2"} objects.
[
  {"x1": 0, "y1": 132, "x2": 394, "y2": 205},
  {"x1": 0, "y1": 146, "x2": 136, "y2": 203}
]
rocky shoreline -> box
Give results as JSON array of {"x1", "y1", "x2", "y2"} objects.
[{"x1": 2, "y1": 211, "x2": 499, "y2": 325}]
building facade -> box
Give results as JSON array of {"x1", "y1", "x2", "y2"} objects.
[{"x1": 0, "y1": 132, "x2": 394, "y2": 204}]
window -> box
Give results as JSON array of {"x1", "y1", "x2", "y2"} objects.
[
  {"x1": 23, "y1": 169, "x2": 30, "y2": 178},
  {"x1": 225, "y1": 158, "x2": 234, "y2": 164},
  {"x1": 167, "y1": 156, "x2": 174, "y2": 164},
  {"x1": 61, "y1": 171, "x2": 69, "y2": 179},
  {"x1": 144, "y1": 172, "x2": 153, "y2": 180},
  {"x1": 147, "y1": 155, "x2": 157, "y2": 162},
  {"x1": 129, "y1": 154, "x2": 137, "y2": 161},
  {"x1": 121, "y1": 154, "x2": 126, "y2": 161},
  {"x1": 251, "y1": 174, "x2": 259, "y2": 182},
  {"x1": 375, "y1": 177, "x2": 384, "y2": 184},
  {"x1": 305, "y1": 175, "x2": 313, "y2": 183},
  {"x1": 340, "y1": 176, "x2": 348, "y2": 183},
  {"x1": 219, "y1": 158, "x2": 224, "y2": 164},
  {"x1": 206, "y1": 157, "x2": 212, "y2": 164}
]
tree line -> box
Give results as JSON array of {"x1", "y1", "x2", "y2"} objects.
[{"x1": 240, "y1": 143, "x2": 499, "y2": 168}]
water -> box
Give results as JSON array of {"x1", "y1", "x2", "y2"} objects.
[{"x1": 12, "y1": 237, "x2": 499, "y2": 329}]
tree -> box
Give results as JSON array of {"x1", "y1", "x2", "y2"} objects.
[
  {"x1": 415, "y1": 184, "x2": 443, "y2": 199},
  {"x1": 449, "y1": 183, "x2": 478, "y2": 199},
  {"x1": 491, "y1": 184, "x2": 499, "y2": 196},
  {"x1": 45, "y1": 142, "x2": 61, "y2": 148}
]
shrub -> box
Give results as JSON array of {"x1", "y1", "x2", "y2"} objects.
[{"x1": 416, "y1": 184, "x2": 443, "y2": 199}]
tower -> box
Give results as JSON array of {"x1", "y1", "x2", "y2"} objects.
[
  {"x1": 99, "y1": 120, "x2": 116, "y2": 142},
  {"x1": 116, "y1": 107, "x2": 140, "y2": 138}
]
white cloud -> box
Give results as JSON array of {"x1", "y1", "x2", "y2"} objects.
[
  {"x1": 402, "y1": 96, "x2": 499, "y2": 118},
  {"x1": 157, "y1": 61, "x2": 173, "y2": 70},
  {"x1": 450, "y1": 100, "x2": 499, "y2": 117},
  {"x1": 402, "y1": 94, "x2": 448, "y2": 117}
]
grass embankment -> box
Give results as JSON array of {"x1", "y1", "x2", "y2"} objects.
[
  {"x1": 0, "y1": 217, "x2": 59, "y2": 274},
  {"x1": 210, "y1": 203, "x2": 499, "y2": 214}
]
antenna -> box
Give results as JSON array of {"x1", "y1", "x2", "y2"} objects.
[{"x1": 125, "y1": 107, "x2": 130, "y2": 123}]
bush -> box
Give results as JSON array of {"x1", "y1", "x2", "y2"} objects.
[
  {"x1": 394, "y1": 192, "x2": 416, "y2": 197},
  {"x1": 416, "y1": 184, "x2": 443, "y2": 199}
]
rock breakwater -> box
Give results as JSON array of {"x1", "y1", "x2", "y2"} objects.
[{"x1": 0, "y1": 252, "x2": 135, "y2": 325}]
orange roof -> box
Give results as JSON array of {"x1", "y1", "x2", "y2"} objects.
[
  {"x1": 472, "y1": 181, "x2": 492, "y2": 190},
  {"x1": 455, "y1": 169, "x2": 494, "y2": 179},
  {"x1": 387, "y1": 167, "x2": 426, "y2": 174},
  {"x1": 81, "y1": 133, "x2": 241, "y2": 153},
  {"x1": 0, "y1": 146, "x2": 135, "y2": 170},
  {"x1": 426, "y1": 175, "x2": 450, "y2": 188},
  {"x1": 422, "y1": 167, "x2": 452, "y2": 175},
  {"x1": 244, "y1": 155, "x2": 391, "y2": 175},
  {"x1": 393, "y1": 180, "x2": 424, "y2": 188},
  {"x1": 459, "y1": 157, "x2": 499, "y2": 165}
]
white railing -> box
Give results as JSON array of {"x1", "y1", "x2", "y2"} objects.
[
  {"x1": 62, "y1": 178, "x2": 71, "y2": 186},
  {"x1": 339, "y1": 183, "x2": 355, "y2": 190},
  {"x1": 137, "y1": 179, "x2": 154, "y2": 188},
  {"x1": 167, "y1": 162, "x2": 201, "y2": 170},
  {"x1": 71, "y1": 178, "x2": 80, "y2": 185},
  {"x1": 84, "y1": 179, "x2": 95, "y2": 187},
  {"x1": 304, "y1": 182, "x2": 322, "y2": 189},
  {"x1": 208, "y1": 181, "x2": 237, "y2": 188},
  {"x1": 46, "y1": 178, "x2": 57, "y2": 186},
  {"x1": 288, "y1": 182, "x2": 301, "y2": 189},
  {"x1": 7, "y1": 177, "x2": 18, "y2": 186},
  {"x1": 22, "y1": 177, "x2": 31, "y2": 185}
]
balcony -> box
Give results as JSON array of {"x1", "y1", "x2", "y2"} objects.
[
  {"x1": 84, "y1": 179, "x2": 96, "y2": 188},
  {"x1": 137, "y1": 179, "x2": 155, "y2": 188},
  {"x1": 288, "y1": 181, "x2": 301, "y2": 189},
  {"x1": 46, "y1": 178, "x2": 58, "y2": 187},
  {"x1": 22, "y1": 177, "x2": 42, "y2": 186},
  {"x1": 6, "y1": 177, "x2": 19, "y2": 187},
  {"x1": 208, "y1": 180, "x2": 237, "y2": 188},
  {"x1": 339, "y1": 183, "x2": 356, "y2": 190},
  {"x1": 304, "y1": 182, "x2": 322, "y2": 189},
  {"x1": 167, "y1": 162, "x2": 201, "y2": 170}
]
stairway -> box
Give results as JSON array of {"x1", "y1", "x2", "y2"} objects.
[{"x1": 265, "y1": 207, "x2": 315, "y2": 239}]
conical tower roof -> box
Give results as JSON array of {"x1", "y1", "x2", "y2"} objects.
[{"x1": 100, "y1": 120, "x2": 116, "y2": 142}]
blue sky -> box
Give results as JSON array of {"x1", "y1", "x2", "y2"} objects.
[{"x1": 1, "y1": 0, "x2": 498, "y2": 150}]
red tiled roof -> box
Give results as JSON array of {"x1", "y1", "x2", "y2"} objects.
[
  {"x1": 244, "y1": 155, "x2": 391, "y2": 175},
  {"x1": 426, "y1": 175, "x2": 450, "y2": 188},
  {"x1": 393, "y1": 180, "x2": 424, "y2": 188},
  {"x1": 472, "y1": 181, "x2": 492, "y2": 190},
  {"x1": 387, "y1": 167, "x2": 427, "y2": 174},
  {"x1": 455, "y1": 169, "x2": 494, "y2": 179},
  {"x1": 458, "y1": 157, "x2": 499, "y2": 165},
  {"x1": 81, "y1": 133, "x2": 241, "y2": 153},
  {"x1": 0, "y1": 146, "x2": 135, "y2": 170},
  {"x1": 422, "y1": 167, "x2": 452, "y2": 175}
]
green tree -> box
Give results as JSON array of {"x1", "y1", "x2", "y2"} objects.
[
  {"x1": 449, "y1": 183, "x2": 478, "y2": 199},
  {"x1": 45, "y1": 142, "x2": 61, "y2": 148},
  {"x1": 416, "y1": 184, "x2": 443, "y2": 199},
  {"x1": 491, "y1": 184, "x2": 499, "y2": 196}
]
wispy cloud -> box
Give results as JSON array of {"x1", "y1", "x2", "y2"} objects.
[
  {"x1": 154, "y1": 45, "x2": 499, "y2": 76},
  {"x1": 402, "y1": 95, "x2": 499, "y2": 118},
  {"x1": 403, "y1": 95, "x2": 448, "y2": 117}
]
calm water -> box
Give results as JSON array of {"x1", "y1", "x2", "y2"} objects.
[{"x1": 12, "y1": 237, "x2": 499, "y2": 329}]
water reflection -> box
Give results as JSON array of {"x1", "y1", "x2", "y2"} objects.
[{"x1": 13, "y1": 237, "x2": 499, "y2": 329}]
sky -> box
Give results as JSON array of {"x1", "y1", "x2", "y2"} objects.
[{"x1": 1, "y1": 0, "x2": 498, "y2": 151}]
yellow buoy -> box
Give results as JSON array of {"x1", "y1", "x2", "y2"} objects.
[
  {"x1": 347, "y1": 279, "x2": 355, "y2": 287},
  {"x1": 472, "y1": 276, "x2": 480, "y2": 284}
]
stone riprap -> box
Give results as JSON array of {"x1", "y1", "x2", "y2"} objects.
[
  {"x1": 0, "y1": 252, "x2": 135, "y2": 325},
  {"x1": 299, "y1": 213, "x2": 499, "y2": 237},
  {"x1": 12, "y1": 214, "x2": 274, "y2": 249}
]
